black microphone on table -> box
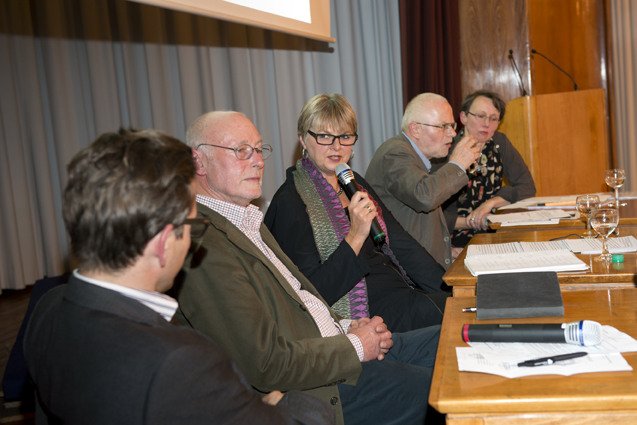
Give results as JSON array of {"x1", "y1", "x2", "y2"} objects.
[
  {"x1": 461, "y1": 320, "x2": 603, "y2": 346},
  {"x1": 508, "y1": 49, "x2": 528, "y2": 96},
  {"x1": 531, "y1": 49, "x2": 579, "y2": 91},
  {"x1": 335, "y1": 163, "x2": 386, "y2": 246}
]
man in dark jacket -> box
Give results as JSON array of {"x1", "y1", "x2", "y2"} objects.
[{"x1": 24, "y1": 128, "x2": 334, "y2": 425}]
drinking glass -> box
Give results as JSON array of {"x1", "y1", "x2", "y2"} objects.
[
  {"x1": 605, "y1": 169, "x2": 626, "y2": 208},
  {"x1": 590, "y1": 208, "x2": 619, "y2": 263},
  {"x1": 576, "y1": 195, "x2": 600, "y2": 238}
]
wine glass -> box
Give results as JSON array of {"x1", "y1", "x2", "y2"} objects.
[
  {"x1": 605, "y1": 169, "x2": 626, "y2": 208},
  {"x1": 590, "y1": 208, "x2": 619, "y2": 263},
  {"x1": 576, "y1": 195, "x2": 600, "y2": 238}
]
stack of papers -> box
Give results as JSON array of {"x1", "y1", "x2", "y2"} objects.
[
  {"x1": 464, "y1": 236, "x2": 637, "y2": 276},
  {"x1": 464, "y1": 251, "x2": 588, "y2": 276},
  {"x1": 457, "y1": 325, "x2": 637, "y2": 378},
  {"x1": 466, "y1": 236, "x2": 637, "y2": 257}
]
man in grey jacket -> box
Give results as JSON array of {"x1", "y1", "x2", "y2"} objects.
[{"x1": 365, "y1": 93, "x2": 482, "y2": 269}]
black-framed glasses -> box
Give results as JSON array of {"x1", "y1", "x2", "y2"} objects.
[
  {"x1": 414, "y1": 122, "x2": 457, "y2": 132},
  {"x1": 467, "y1": 111, "x2": 500, "y2": 124},
  {"x1": 181, "y1": 217, "x2": 211, "y2": 238},
  {"x1": 196, "y1": 143, "x2": 273, "y2": 160},
  {"x1": 307, "y1": 130, "x2": 358, "y2": 146}
]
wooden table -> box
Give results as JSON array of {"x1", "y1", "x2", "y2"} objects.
[
  {"x1": 489, "y1": 198, "x2": 637, "y2": 232},
  {"x1": 444, "y1": 228, "x2": 637, "y2": 297},
  {"x1": 429, "y1": 289, "x2": 637, "y2": 424}
]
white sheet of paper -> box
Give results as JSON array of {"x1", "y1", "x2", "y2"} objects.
[
  {"x1": 489, "y1": 210, "x2": 571, "y2": 223},
  {"x1": 500, "y1": 219, "x2": 561, "y2": 226},
  {"x1": 498, "y1": 194, "x2": 613, "y2": 210},
  {"x1": 565, "y1": 236, "x2": 637, "y2": 254},
  {"x1": 464, "y1": 251, "x2": 588, "y2": 276},
  {"x1": 456, "y1": 348, "x2": 631, "y2": 378}
]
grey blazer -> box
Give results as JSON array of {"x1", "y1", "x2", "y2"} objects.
[{"x1": 365, "y1": 133, "x2": 468, "y2": 268}]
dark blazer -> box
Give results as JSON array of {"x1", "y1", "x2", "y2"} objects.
[
  {"x1": 24, "y1": 274, "x2": 334, "y2": 425},
  {"x1": 174, "y1": 203, "x2": 362, "y2": 425}
]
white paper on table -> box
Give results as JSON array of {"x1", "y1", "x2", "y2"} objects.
[
  {"x1": 456, "y1": 348, "x2": 631, "y2": 378},
  {"x1": 500, "y1": 219, "x2": 561, "y2": 227},
  {"x1": 519, "y1": 241, "x2": 571, "y2": 252},
  {"x1": 465, "y1": 326, "x2": 637, "y2": 363},
  {"x1": 498, "y1": 194, "x2": 613, "y2": 210},
  {"x1": 488, "y1": 210, "x2": 571, "y2": 223},
  {"x1": 565, "y1": 236, "x2": 637, "y2": 254},
  {"x1": 466, "y1": 241, "x2": 569, "y2": 257},
  {"x1": 617, "y1": 191, "x2": 637, "y2": 200},
  {"x1": 464, "y1": 250, "x2": 588, "y2": 276}
]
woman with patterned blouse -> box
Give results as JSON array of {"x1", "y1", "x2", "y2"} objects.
[{"x1": 442, "y1": 90, "x2": 536, "y2": 248}]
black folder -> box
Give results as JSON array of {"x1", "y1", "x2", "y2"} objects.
[{"x1": 475, "y1": 271, "x2": 565, "y2": 320}]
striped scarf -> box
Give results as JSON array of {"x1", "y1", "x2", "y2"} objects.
[{"x1": 293, "y1": 158, "x2": 413, "y2": 319}]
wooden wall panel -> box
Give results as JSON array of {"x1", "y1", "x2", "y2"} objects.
[
  {"x1": 458, "y1": 0, "x2": 529, "y2": 103},
  {"x1": 528, "y1": 0, "x2": 607, "y2": 94}
]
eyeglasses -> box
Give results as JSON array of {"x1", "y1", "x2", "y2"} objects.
[
  {"x1": 467, "y1": 111, "x2": 500, "y2": 124},
  {"x1": 414, "y1": 122, "x2": 457, "y2": 132},
  {"x1": 196, "y1": 143, "x2": 273, "y2": 160},
  {"x1": 307, "y1": 130, "x2": 358, "y2": 146},
  {"x1": 180, "y1": 217, "x2": 211, "y2": 238}
]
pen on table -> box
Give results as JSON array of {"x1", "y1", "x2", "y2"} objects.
[
  {"x1": 517, "y1": 352, "x2": 588, "y2": 367},
  {"x1": 536, "y1": 201, "x2": 574, "y2": 207},
  {"x1": 462, "y1": 307, "x2": 477, "y2": 313}
]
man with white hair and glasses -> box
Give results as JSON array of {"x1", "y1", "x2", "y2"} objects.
[{"x1": 366, "y1": 93, "x2": 482, "y2": 269}]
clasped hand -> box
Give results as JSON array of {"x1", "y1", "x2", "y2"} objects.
[{"x1": 347, "y1": 316, "x2": 393, "y2": 362}]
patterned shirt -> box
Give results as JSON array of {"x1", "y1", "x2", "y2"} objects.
[
  {"x1": 74, "y1": 269, "x2": 178, "y2": 321},
  {"x1": 197, "y1": 195, "x2": 364, "y2": 361}
]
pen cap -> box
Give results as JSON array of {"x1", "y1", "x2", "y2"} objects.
[{"x1": 563, "y1": 320, "x2": 602, "y2": 346}]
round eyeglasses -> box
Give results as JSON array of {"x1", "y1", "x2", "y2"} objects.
[
  {"x1": 467, "y1": 111, "x2": 500, "y2": 124},
  {"x1": 196, "y1": 143, "x2": 273, "y2": 160},
  {"x1": 414, "y1": 122, "x2": 457, "y2": 132},
  {"x1": 307, "y1": 130, "x2": 358, "y2": 146}
]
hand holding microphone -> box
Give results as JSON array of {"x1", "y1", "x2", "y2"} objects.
[{"x1": 335, "y1": 163, "x2": 386, "y2": 246}]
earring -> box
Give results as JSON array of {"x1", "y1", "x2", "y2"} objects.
[
  {"x1": 301, "y1": 147, "x2": 308, "y2": 159},
  {"x1": 349, "y1": 150, "x2": 355, "y2": 161}
]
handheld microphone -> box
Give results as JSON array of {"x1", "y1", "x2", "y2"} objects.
[
  {"x1": 461, "y1": 320, "x2": 603, "y2": 346},
  {"x1": 335, "y1": 163, "x2": 386, "y2": 246},
  {"x1": 508, "y1": 49, "x2": 528, "y2": 96},
  {"x1": 531, "y1": 49, "x2": 579, "y2": 91}
]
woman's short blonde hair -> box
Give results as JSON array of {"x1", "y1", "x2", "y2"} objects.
[{"x1": 297, "y1": 93, "x2": 357, "y2": 138}]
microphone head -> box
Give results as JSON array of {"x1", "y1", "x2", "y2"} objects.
[
  {"x1": 531, "y1": 49, "x2": 537, "y2": 54},
  {"x1": 509, "y1": 49, "x2": 513, "y2": 54},
  {"x1": 563, "y1": 320, "x2": 603, "y2": 346},
  {"x1": 335, "y1": 163, "x2": 355, "y2": 185},
  {"x1": 334, "y1": 163, "x2": 350, "y2": 175}
]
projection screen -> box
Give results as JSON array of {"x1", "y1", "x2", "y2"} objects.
[{"x1": 129, "y1": 0, "x2": 334, "y2": 42}]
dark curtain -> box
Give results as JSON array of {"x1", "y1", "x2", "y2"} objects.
[{"x1": 399, "y1": 0, "x2": 462, "y2": 118}]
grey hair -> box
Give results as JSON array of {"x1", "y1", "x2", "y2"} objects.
[{"x1": 401, "y1": 93, "x2": 448, "y2": 132}]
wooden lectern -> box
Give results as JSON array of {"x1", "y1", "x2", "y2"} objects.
[{"x1": 498, "y1": 89, "x2": 610, "y2": 196}]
